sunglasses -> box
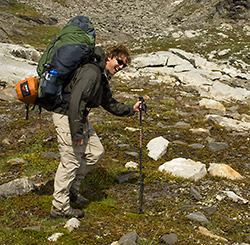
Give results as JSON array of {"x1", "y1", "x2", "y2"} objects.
[{"x1": 114, "y1": 56, "x2": 127, "y2": 68}]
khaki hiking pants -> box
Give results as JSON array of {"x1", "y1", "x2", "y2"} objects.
[{"x1": 52, "y1": 112, "x2": 104, "y2": 211}]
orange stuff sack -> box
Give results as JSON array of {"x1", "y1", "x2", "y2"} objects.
[{"x1": 15, "y1": 77, "x2": 39, "y2": 104}]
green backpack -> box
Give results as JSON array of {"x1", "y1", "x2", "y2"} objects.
[{"x1": 36, "y1": 15, "x2": 96, "y2": 111}]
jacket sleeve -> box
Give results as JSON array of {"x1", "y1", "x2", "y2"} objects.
[
  {"x1": 101, "y1": 80, "x2": 135, "y2": 117},
  {"x1": 68, "y1": 66, "x2": 98, "y2": 141}
]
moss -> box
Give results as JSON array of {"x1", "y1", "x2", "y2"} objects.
[
  {"x1": 125, "y1": 212, "x2": 147, "y2": 220},
  {"x1": 86, "y1": 198, "x2": 119, "y2": 217},
  {"x1": 0, "y1": 229, "x2": 50, "y2": 244},
  {"x1": 79, "y1": 166, "x2": 119, "y2": 201},
  {"x1": 35, "y1": 195, "x2": 53, "y2": 211}
]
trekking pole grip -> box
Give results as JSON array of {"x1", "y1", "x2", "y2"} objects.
[{"x1": 139, "y1": 96, "x2": 147, "y2": 113}]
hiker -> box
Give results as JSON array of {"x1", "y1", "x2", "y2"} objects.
[{"x1": 50, "y1": 44, "x2": 141, "y2": 218}]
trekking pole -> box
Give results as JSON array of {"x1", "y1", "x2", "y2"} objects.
[
  {"x1": 138, "y1": 96, "x2": 147, "y2": 214},
  {"x1": 25, "y1": 104, "x2": 29, "y2": 120}
]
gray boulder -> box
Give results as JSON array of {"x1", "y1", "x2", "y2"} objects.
[{"x1": 0, "y1": 178, "x2": 35, "y2": 198}]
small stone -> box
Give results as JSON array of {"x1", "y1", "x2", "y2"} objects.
[
  {"x1": 110, "y1": 242, "x2": 120, "y2": 245},
  {"x1": 178, "y1": 205, "x2": 199, "y2": 211},
  {"x1": 201, "y1": 206, "x2": 217, "y2": 215},
  {"x1": 207, "y1": 142, "x2": 228, "y2": 153},
  {"x1": 23, "y1": 226, "x2": 41, "y2": 231},
  {"x1": 118, "y1": 144, "x2": 129, "y2": 148},
  {"x1": 41, "y1": 152, "x2": 60, "y2": 159},
  {"x1": 116, "y1": 172, "x2": 137, "y2": 184},
  {"x1": 199, "y1": 98, "x2": 225, "y2": 111},
  {"x1": 186, "y1": 211, "x2": 209, "y2": 224},
  {"x1": 125, "y1": 161, "x2": 138, "y2": 169},
  {"x1": 125, "y1": 151, "x2": 139, "y2": 158},
  {"x1": 175, "y1": 121, "x2": 191, "y2": 128},
  {"x1": 172, "y1": 140, "x2": 188, "y2": 146},
  {"x1": 189, "y1": 128, "x2": 210, "y2": 136},
  {"x1": 197, "y1": 226, "x2": 228, "y2": 242},
  {"x1": 190, "y1": 186, "x2": 202, "y2": 200},
  {"x1": 160, "y1": 233, "x2": 178, "y2": 244},
  {"x1": 7, "y1": 158, "x2": 27, "y2": 165},
  {"x1": 125, "y1": 127, "x2": 139, "y2": 132},
  {"x1": 48, "y1": 233, "x2": 64, "y2": 242},
  {"x1": 2, "y1": 138, "x2": 11, "y2": 145},
  {"x1": 147, "y1": 117, "x2": 154, "y2": 121},
  {"x1": 118, "y1": 230, "x2": 139, "y2": 245},
  {"x1": 64, "y1": 218, "x2": 80, "y2": 232},
  {"x1": 208, "y1": 163, "x2": 243, "y2": 180},
  {"x1": 222, "y1": 191, "x2": 248, "y2": 204},
  {"x1": 216, "y1": 194, "x2": 225, "y2": 201},
  {"x1": 157, "y1": 122, "x2": 167, "y2": 128},
  {"x1": 189, "y1": 143, "x2": 204, "y2": 150},
  {"x1": 147, "y1": 136, "x2": 169, "y2": 161}
]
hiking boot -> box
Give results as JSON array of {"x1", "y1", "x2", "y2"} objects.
[
  {"x1": 50, "y1": 205, "x2": 84, "y2": 219},
  {"x1": 70, "y1": 191, "x2": 90, "y2": 206}
]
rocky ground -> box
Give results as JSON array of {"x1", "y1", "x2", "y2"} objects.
[
  {"x1": 0, "y1": 0, "x2": 250, "y2": 244},
  {"x1": 1, "y1": 0, "x2": 250, "y2": 46}
]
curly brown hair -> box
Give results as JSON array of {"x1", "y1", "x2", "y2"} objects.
[{"x1": 105, "y1": 44, "x2": 131, "y2": 64}]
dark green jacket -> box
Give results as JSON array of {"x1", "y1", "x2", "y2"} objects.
[{"x1": 56, "y1": 47, "x2": 134, "y2": 141}]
